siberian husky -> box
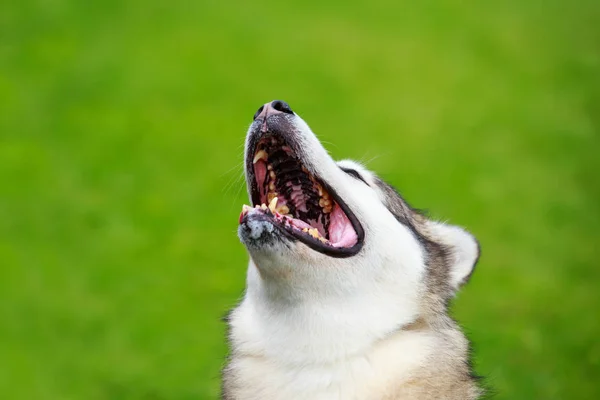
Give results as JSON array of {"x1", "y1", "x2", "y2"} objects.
[{"x1": 223, "y1": 100, "x2": 482, "y2": 400}]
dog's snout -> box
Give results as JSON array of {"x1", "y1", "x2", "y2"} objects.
[{"x1": 253, "y1": 100, "x2": 294, "y2": 121}]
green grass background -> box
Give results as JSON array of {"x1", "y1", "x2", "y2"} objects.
[{"x1": 1, "y1": 0, "x2": 599, "y2": 399}]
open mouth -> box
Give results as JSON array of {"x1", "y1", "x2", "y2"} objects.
[{"x1": 240, "y1": 133, "x2": 364, "y2": 257}]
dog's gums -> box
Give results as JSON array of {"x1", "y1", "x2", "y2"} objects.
[{"x1": 239, "y1": 133, "x2": 359, "y2": 252}]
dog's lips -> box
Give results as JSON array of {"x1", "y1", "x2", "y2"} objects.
[
  {"x1": 240, "y1": 131, "x2": 364, "y2": 257},
  {"x1": 239, "y1": 201, "x2": 358, "y2": 249}
]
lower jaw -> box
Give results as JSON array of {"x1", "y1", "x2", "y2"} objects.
[
  {"x1": 240, "y1": 208, "x2": 363, "y2": 258},
  {"x1": 241, "y1": 206, "x2": 330, "y2": 245}
]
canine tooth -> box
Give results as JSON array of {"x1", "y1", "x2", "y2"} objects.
[
  {"x1": 253, "y1": 149, "x2": 268, "y2": 164},
  {"x1": 268, "y1": 197, "x2": 278, "y2": 212}
]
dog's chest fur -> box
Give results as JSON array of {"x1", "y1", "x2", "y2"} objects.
[{"x1": 222, "y1": 297, "x2": 479, "y2": 400}]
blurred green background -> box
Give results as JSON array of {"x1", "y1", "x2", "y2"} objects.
[{"x1": 1, "y1": 0, "x2": 599, "y2": 399}]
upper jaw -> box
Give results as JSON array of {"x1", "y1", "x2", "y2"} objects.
[
  {"x1": 241, "y1": 114, "x2": 365, "y2": 258},
  {"x1": 245, "y1": 114, "x2": 302, "y2": 205}
]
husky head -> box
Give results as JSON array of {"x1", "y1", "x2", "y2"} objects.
[{"x1": 237, "y1": 100, "x2": 479, "y2": 336}]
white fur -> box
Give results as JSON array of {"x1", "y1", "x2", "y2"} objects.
[
  {"x1": 228, "y1": 113, "x2": 478, "y2": 399},
  {"x1": 229, "y1": 299, "x2": 437, "y2": 399}
]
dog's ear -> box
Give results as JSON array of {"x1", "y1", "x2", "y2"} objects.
[{"x1": 427, "y1": 221, "x2": 480, "y2": 291}]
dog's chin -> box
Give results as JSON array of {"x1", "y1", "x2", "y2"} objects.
[
  {"x1": 238, "y1": 215, "x2": 292, "y2": 253},
  {"x1": 238, "y1": 213, "x2": 333, "y2": 273}
]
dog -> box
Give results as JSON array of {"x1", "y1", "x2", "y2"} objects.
[{"x1": 222, "y1": 100, "x2": 482, "y2": 400}]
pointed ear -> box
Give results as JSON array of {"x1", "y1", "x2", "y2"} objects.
[{"x1": 428, "y1": 221, "x2": 480, "y2": 291}]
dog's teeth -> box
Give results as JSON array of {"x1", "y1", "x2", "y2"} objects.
[
  {"x1": 269, "y1": 170, "x2": 276, "y2": 179},
  {"x1": 269, "y1": 182, "x2": 276, "y2": 191},
  {"x1": 319, "y1": 237, "x2": 328, "y2": 243},
  {"x1": 315, "y1": 184, "x2": 329, "y2": 199},
  {"x1": 268, "y1": 197, "x2": 278, "y2": 212},
  {"x1": 242, "y1": 204, "x2": 252, "y2": 214},
  {"x1": 319, "y1": 198, "x2": 331, "y2": 208},
  {"x1": 253, "y1": 150, "x2": 268, "y2": 164},
  {"x1": 277, "y1": 204, "x2": 289, "y2": 215},
  {"x1": 302, "y1": 228, "x2": 309, "y2": 233},
  {"x1": 267, "y1": 192, "x2": 278, "y2": 203},
  {"x1": 267, "y1": 164, "x2": 273, "y2": 171},
  {"x1": 308, "y1": 228, "x2": 319, "y2": 238},
  {"x1": 260, "y1": 203, "x2": 268, "y2": 211}
]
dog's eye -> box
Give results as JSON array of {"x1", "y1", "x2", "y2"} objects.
[{"x1": 340, "y1": 167, "x2": 368, "y2": 185}]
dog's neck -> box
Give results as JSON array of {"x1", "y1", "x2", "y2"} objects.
[
  {"x1": 232, "y1": 259, "x2": 422, "y2": 365},
  {"x1": 226, "y1": 272, "x2": 438, "y2": 400},
  {"x1": 224, "y1": 262, "x2": 479, "y2": 400}
]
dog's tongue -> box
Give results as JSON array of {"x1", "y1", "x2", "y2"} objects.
[{"x1": 328, "y1": 203, "x2": 358, "y2": 247}]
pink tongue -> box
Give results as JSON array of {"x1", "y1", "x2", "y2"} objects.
[{"x1": 328, "y1": 204, "x2": 358, "y2": 247}]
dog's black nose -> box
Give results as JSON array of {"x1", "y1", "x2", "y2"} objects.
[
  {"x1": 271, "y1": 100, "x2": 293, "y2": 114},
  {"x1": 253, "y1": 100, "x2": 294, "y2": 120}
]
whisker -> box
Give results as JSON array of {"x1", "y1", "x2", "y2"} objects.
[{"x1": 359, "y1": 152, "x2": 387, "y2": 166}]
